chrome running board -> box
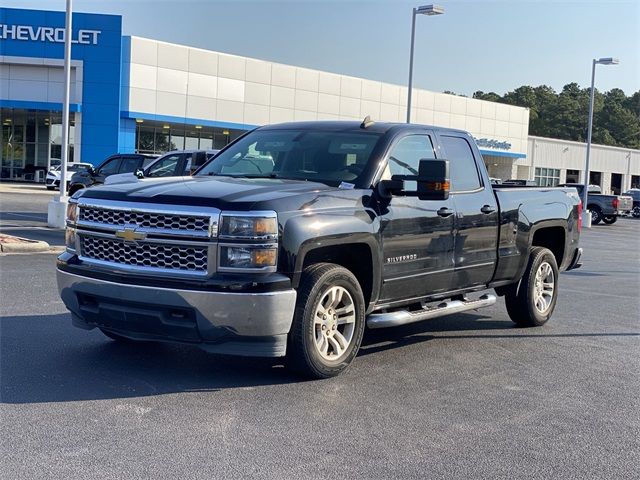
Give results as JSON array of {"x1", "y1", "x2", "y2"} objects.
[{"x1": 366, "y1": 294, "x2": 497, "y2": 329}]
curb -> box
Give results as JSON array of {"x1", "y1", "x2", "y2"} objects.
[{"x1": 0, "y1": 236, "x2": 52, "y2": 254}]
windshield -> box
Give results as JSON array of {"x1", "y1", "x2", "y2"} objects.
[
  {"x1": 197, "y1": 129, "x2": 382, "y2": 187},
  {"x1": 68, "y1": 164, "x2": 90, "y2": 172}
]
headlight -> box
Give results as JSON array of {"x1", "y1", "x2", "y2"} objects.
[
  {"x1": 219, "y1": 245, "x2": 277, "y2": 270},
  {"x1": 220, "y1": 213, "x2": 277, "y2": 239},
  {"x1": 66, "y1": 201, "x2": 78, "y2": 224}
]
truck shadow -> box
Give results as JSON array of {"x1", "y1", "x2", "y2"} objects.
[{"x1": 2, "y1": 312, "x2": 637, "y2": 405}]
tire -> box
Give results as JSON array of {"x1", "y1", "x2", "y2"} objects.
[
  {"x1": 100, "y1": 327, "x2": 138, "y2": 343},
  {"x1": 589, "y1": 206, "x2": 602, "y2": 224},
  {"x1": 632, "y1": 206, "x2": 640, "y2": 218},
  {"x1": 46, "y1": 186, "x2": 54, "y2": 190},
  {"x1": 68, "y1": 184, "x2": 84, "y2": 196},
  {"x1": 287, "y1": 263, "x2": 366, "y2": 379},
  {"x1": 602, "y1": 215, "x2": 617, "y2": 224},
  {"x1": 505, "y1": 247, "x2": 559, "y2": 327}
]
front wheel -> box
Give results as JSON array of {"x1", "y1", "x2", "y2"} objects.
[
  {"x1": 602, "y1": 215, "x2": 617, "y2": 224},
  {"x1": 287, "y1": 263, "x2": 366, "y2": 379},
  {"x1": 632, "y1": 206, "x2": 640, "y2": 218},
  {"x1": 589, "y1": 207, "x2": 602, "y2": 224},
  {"x1": 505, "y1": 247, "x2": 559, "y2": 327}
]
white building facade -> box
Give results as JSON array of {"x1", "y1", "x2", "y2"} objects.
[
  {"x1": 119, "y1": 36, "x2": 530, "y2": 167},
  {"x1": 523, "y1": 136, "x2": 640, "y2": 194}
]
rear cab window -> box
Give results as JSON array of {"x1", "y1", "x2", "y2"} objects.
[{"x1": 440, "y1": 135, "x2": 482, "y2": 192}]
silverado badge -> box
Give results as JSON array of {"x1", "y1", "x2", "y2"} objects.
[{"x1": 115, "y1": 227, "x2": 146, "y2": 242}]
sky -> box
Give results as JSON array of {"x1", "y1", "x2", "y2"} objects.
[{"x1": 3, "y1": 0, "x2": 639, "y2": 96}]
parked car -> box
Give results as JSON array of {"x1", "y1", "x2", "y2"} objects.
[
  {"x1": 104, "y1": 150, "x2": 219, "y2": 186},
  {"x1": 67, "y1": 153, "x2": 157, "y2": 195},
  {"x1": 502, "y1": 179, "x2": 537, "y2": 186},
  {"x1": 58, "y1": 120, "x2": 582, "y2": 379},
  {"x1": 558, "y1": 183, "x2": 633, "y2": 224},
  {"x1": 623, "y1": 188, "x2": 640, "y2": 218},
  {"x1": 45, "y1": 162, "x2": 93, "y2": 190}
]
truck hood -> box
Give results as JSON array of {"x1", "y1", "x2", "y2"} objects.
[{"x1": 75, "y1": 175, "x2": 337, "y2": 210}]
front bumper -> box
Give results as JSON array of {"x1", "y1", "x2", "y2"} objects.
[{"x1": 57, "y1": 268, "x2": 297, "y2": 357}]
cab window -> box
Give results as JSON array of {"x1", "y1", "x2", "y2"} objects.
[
  {"x1": 119, "y1": 157, "x2": 142, "y2": 173},
  {"x1": 97, "y1": 158, "x2": 120, "y2": 175},
  {"x1": 440, "y1": 136, "x2": 481, "y2": 192},
  {"x1": 147, "y1": 154, "x2": 181, "y2": 177},
  {"x1": 383, "y1": 134, "x2": 436, "y2": 179}
]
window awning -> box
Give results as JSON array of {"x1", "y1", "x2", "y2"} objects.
[{"x1": 479, "y1": 149, "x2": 526, "y2": 159}]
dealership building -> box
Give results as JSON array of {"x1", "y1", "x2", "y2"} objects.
[{"x1": 1, "y1": 7, "x2": 638, "y2": 192}]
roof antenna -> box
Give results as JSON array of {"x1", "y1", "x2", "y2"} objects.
[{"x1": 360, "y1": 115, "x2": 374, "y2": 129}]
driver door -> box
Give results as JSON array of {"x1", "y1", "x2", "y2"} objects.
[{"x1": 378, "y1": 132, "x2": 456, "y2": 304}]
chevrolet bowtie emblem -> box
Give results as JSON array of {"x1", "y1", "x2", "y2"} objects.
[{"x1": 115, "y1": 227, "x2": 146, "y2": 242}]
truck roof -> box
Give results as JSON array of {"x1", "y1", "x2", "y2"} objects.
[{"x1": 259, "y1": 120, "x2": 469, "y2": 136}]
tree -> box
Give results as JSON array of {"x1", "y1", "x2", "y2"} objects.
[
  {"x1": 472, "y1": 91, "x2": 501, "y2": 103},
  {"x1": 467, "y1": 83, "x2": 639, "y2": 149}
]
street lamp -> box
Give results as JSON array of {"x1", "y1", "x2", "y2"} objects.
[
  {"x1": 406, "y1": 4, "x2": 444, "y2": 123},
  {"x1": 47, "y1": 0, "x2": 74, "y2": 228},
  {"x1": 582, "y1": 57, "x2": 619, "y2": 227}
]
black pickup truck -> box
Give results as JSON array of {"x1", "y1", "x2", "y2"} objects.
[{"x1": 57, "y1": 120, "x2": 583, "y2": 378}]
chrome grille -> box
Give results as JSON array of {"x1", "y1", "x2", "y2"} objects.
[
  {"x1": 79, "y1": 206, "x2": 210, "y2": 233},
  {"x1": 80, "y1": 236, "x2": 208, "y2": 273}
]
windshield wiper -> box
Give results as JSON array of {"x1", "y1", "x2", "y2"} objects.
[{"x1": 207, "y1": 172, "x2": 281, "y2": 179}]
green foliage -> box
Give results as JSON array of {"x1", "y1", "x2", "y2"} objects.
[{"x1": 467, "y1": 84, "x2": 640, "y2": 149}]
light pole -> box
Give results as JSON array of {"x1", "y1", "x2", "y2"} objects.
[
  {"x1": 582, "y1": 57, "x2": 619, "y2": 227},
  {"x1": 47, "y1": 0, "x2": 74, "y2": 227},
  {"x1": 406, "y1": 4, "x2": 444, "y2": 123}
]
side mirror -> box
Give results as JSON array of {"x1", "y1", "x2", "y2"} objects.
[
  {"x1": 378, "y1": 159, "x2": 450, "y2": 201},
  {"x1": 134, "y1": 168, "x2": 145, "y2": 179}
]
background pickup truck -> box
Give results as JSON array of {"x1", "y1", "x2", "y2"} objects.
[
  {"x1": 58, "y1": 120, "x2": 582, "y2": 378},
  {"x1": 558, "y1": 183, "x2": 633, "y2": 225}
]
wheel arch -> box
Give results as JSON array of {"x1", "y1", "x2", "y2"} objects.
[{"x1": 294, "y1": 239, "x2": 380, "y2": 313}]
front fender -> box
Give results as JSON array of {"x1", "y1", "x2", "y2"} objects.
[{"x1": 279, "y1": 207, "x2": 382, "y2": 298}]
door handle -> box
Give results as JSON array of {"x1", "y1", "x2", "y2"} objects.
[
  {"x1": 480, "y1": 205, "x2": 496, "y2": 214},
  {"x1": 437, "y1": 207, "x2": 454, "y2": 217}
]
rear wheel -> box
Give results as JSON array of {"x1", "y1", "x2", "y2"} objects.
[
  {"x1": 287, "y1": 263, "x2": 365, "y2": 379},
  {"x1": 589, "y1": 206, "x2": 602, "y2": 224},
  {"x1": 602, "y1": 215, "x2": 617, "y2": 224},
  {"x1": 505, "y1": 247, "x2": 559, "y2": 327},
  {"x1": 46, "y1": 186, "x2": 55, "y2": 190}
]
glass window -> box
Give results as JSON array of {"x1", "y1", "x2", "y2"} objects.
[
  {"x1": 147, "y1": 154, "x2": 181, "y2": 177},
  {"x1": 170, "y1": 130, "x2": 185, "y2": 150},
  {"x1": 155, "y1": 130, "x2": 170, "y2": 152},
  {"x1": 119, "y1": 157, "x2": 141, "y2": 173},
  {"x1": 386, "y1": 135, "x2": 436, "y2": 177},
  {"x1": 198, "y1": 129, "x2": 382, "y2": 187},
  {"x1": 534, "y1": 167, "x2": 561, "y2": 186},
  {"x1": 137, "y1": 126, "x2": 155, "y2": 153},
  {"x1": 185, "y1": 131, "x2": 199, "y2": 149},
  {"x1": 440, "y1": 135, "x2": 481, "y2": 192},
  {"x1": 97, "y1": 158, "x2": 120, "y2": 175}
]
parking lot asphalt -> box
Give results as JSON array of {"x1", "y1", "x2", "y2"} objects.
[
  {"x1": 0, "y1": 183, "x2": 64, "y2": 246},
  {"x1": 1, "y1": 217, "x2": 639, "y2": 479}
]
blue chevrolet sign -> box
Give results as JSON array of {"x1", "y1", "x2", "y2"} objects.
[{"x1": 0, "y1": 7, "x2": 122, "y2": 164}]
